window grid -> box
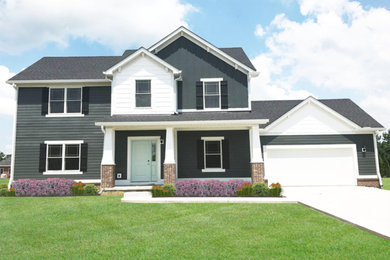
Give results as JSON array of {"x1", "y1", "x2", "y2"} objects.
[
  {"x1": 46, "y1": 143, "x2": 81, "y2": 172},
  {"x1": 204, "y1": 140, "x2": 223, "y2": 170},
  {"x1": 49, "y1": 87, "x2": 82, "y2": 114},
  {"x1": 135, "y1": 80, "x2": 151, "y2": 108},
  {"x1": 203, "y1": 81, "x2": 221, "y2": 109}
]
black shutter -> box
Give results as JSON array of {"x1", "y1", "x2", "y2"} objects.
[
  {"x1": 39, "y1": 143, "x2": 47, "y2": 172},
  {"x1": 222, "y1": 139, "x2": 230, "y2": 169},
  {"x1": 197, "y1": 139, "x2": 204, "y2": 169},
  {"x1": 41, "y1": 88, "x2": 49, "y2": 115},
  {"x1": 221, "y1": 81, "x2": 228, "y2": 109},
  {"x1": 82, "y1": 87, "x2": 89, "y2": 115},
  {"x1": 80, "y1": 143, "x2": 88, "y2": 172},
  {"x1": 196, "y1": 81, "x2": 203, "y2": 110}
]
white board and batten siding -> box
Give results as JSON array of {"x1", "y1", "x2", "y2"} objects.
[{"x1": 111, "y1": 55, "x2": 176, "y2": 115}]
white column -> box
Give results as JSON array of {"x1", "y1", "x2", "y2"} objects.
[
  {"x1": 164, "y1": 127, "x2": 175, "y2": 164},
  {"x1": 101, "y1": 127, "x2": 115, "y2": 165},
  {"x1": 250, "y1": 125, "x2": 263, "y2": 163}
]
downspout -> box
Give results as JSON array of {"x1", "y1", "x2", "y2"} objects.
[{"x1": 8, "y1": 84, "x2": 18, "y2": 189}]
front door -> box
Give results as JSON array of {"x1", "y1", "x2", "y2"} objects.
[{"x1": 130, "y1": 140, "x2": 158, "y2": 182}]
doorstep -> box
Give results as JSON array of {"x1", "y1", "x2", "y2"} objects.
[{"x1": 121, "y1": 192, "x2": 297, "y2": 203}]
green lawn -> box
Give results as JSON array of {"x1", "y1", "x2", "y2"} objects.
[
  {"x1": 0, "y1": 178, "x2": 9, "y2": 186},
  {"x1": 0, "y1": 197, "x2": 389, "y2": 259},
  {"x1": 383, "y1": 177, "x2": 390, "y2": 190}
]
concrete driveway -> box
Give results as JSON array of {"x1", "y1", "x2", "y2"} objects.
[{"x1": 283, "y1": 186, "x2": 390, "y2": 239}]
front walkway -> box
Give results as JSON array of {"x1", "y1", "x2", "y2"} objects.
[{"x1": 282, "y1": 186, "x2": 390, "y2": 239}]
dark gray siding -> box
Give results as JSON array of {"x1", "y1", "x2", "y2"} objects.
[
  {"x1": 156, "y1": 37, "x2": 248, "y2": 109},
  {"x1": 115, "y1": 130, "x2": 166, "y2": 180},
  {"x1": 177, "y1": 130, "x2": 250, "y2": 178},
  {"x1": 261, "y1": 134, "x2": 377, "y2": 176},
  {"x1": 13, "y1": 87, "x2": 111, "y2": 180}
]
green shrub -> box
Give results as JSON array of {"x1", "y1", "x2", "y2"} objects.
[
  {"x1": 152, "y1": 184, "x2": 176, "y2": 197},
  {"x1": 0, "y1": 187, "x2": 8, "y2": 196},
  {"x1": 269, "y1": 183, "x2": 282, "y2": 197},
  {"x1": 161, "y1": 184, "x2": 176, "y2": 197},
  {"x1": 72, "y1": 181, "x2": 84, "y2": 196},
  {"x1": 84, "y1": 184, "x2": 98, "y2": 195},
  {"x1": 236, "y1": 182, "x2": 253, "y2": 197},
  {"x1": 252, "y1": 182, "x2": 269, "y2": 197}
]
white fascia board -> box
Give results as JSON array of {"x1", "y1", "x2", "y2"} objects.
[
  {"x1": 95, "y1": 119, "x2": 269, "y2": 127},
  {"x1": 262, "y1": 96, "x2": 362, "y2": 132},
  {"x1": 6, "y1": 79, "x2": 110, "y2": 84},
  {"x1": 103, "y1": 47, "x2": 181, "y2": 76},
  {"x1": 148, "y1": 27, "x2": 258, "y2": 75}
]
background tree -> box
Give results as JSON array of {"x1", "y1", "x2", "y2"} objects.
[
  {"x1": 0, "y1": 152, "x2": 6, "y2": 161},
  {"x1": 377, "y1": 131, "x2": 390, "y2": 177}
]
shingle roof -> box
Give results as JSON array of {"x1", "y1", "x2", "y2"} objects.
[
  {"x1": 0, "y1": 157, "x2": 11, "y2": 166},
  {"x1": 8, "y1": 47, "x2": 255, "y2": 81},
  {"x1": 99, "y1": 99, "x2": 383, "y2": 128},
  {"x1": 219, "y1": 47, "x2": 256, "y2": 71}
]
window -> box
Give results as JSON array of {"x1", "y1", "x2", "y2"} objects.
[
  {"x1": 135, "y1": 80, "x2": 151, "y2": 107},
  {"x1": 0, "y1": 169, "x2": 3, "y2": 174},
  {"x1": 204, "y1": 81, "x2": 220, "y2": 109},
  {"x1": 49, "y1": 88, "x2": 82, "y2": 114},
  {"x1": 46, "y1": 142, "x2": 82, "y2": 172},
  {"x1": 202, "y1": 137, "x2": 224, "y2": 171}
]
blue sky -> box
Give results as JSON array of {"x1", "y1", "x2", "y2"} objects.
[{"x1": 1, "y1": 0, "x2": 390, "y2": 154}]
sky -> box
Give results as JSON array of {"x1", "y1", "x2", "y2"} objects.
[{"x1": 1, "y1": 0, "x2": 390, "y2": 154}]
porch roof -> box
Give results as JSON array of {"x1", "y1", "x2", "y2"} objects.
[{"x1": 96, "y1": 99, "x2": 383, "y2": 129}]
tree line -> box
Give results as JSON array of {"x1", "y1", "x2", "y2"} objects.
[{"x1": 378, "y1": 130, "x2": 390, "y2": 177}]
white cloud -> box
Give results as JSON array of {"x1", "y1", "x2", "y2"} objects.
[
  {"x1": 0, "y1": 0, "x2": 196, "y2": 54},
  {"x1": 255, "y1": 24, "x2": 265, "y2": 37},
  {"x1": 251, "y1": 0, "x2": 390, "y2": 128},
  {"x1": 0, "y1": 66, "x2": 16, "y2": 116}
]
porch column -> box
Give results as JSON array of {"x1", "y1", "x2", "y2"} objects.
[
  {"x1": 250, "y1": 125, "x2": 265, "y2": 184},
  {"x1": 101, "y1": 127, "x2": 115, "y2": 188},
  {"x1": 164, "y1": 127, "x2": 176, "y2": 185}
]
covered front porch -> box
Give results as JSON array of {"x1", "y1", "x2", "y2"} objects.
[{"x1": 96, "y1": 119, "x2": 268, "y2": 190}]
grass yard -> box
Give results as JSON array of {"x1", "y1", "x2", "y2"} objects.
[
  {"x1": 0, "y1": 196, "x2": 389, "y2": 259},
  {"x1": 382, "y1": 177, "x2": 390, "y2": 190},
  {"x1": 0, "y1": 178, "x2": 9, "y2": 186}
]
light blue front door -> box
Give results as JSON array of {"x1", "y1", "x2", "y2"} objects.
[{"x1": 130, "y1": 140, "x2": 158, "y2": 182}]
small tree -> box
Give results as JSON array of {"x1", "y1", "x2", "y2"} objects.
[{"x1": 377, "y1": 131, "x2": 390, "y2": 177}]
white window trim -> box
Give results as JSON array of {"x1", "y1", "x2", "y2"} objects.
[
  {"x1": 43, "y1": 140, "x2": 84, "y2": 175},
  {"x1": 47, "y1": 87, "x2": 83, "y2": 117},
  {"x1": 135, "y1": 79, "x2": 152, "y2": 108},
  {"x1": 201, "y1": 78, "x2": 223, "y2": 111},
  {"x1": 201, "y1": 136, "x2": 225, "y2": 172}
]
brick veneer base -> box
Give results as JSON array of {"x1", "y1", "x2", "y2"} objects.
[
  {"x1": 251, "y1": 162, "x2": 265, "y2": 184},
  {"x1": 164, "y1": 163, "x2": 176, "y2": 185},
  {"x1": 357, "y1": 178, "x2": 380, "y2": 188},
  {"x1": 101, "y1": 165, "x2": 115, "y2": 188}
]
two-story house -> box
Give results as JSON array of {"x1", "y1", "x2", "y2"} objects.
[{"x1": 7, "y1": 27, "x2": 385, "y2": 190}]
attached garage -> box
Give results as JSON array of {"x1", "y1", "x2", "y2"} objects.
[{"x1": 264, "y1": 144, "x2": 359, "y2": 186}]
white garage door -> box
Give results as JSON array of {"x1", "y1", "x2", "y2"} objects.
[{"x1": 264, "y1": 144, "x2": 358, "y2": 186}]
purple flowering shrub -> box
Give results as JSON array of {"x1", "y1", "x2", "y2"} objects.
[
  {"x1": 12, "y1": 178, "x2": 74, "y2": 197},
  {"x1": 175, "y1": 179, "x2": 247, "y2": 197}
]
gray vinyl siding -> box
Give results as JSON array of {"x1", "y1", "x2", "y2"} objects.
[
  {"x1": 115, "y1": 130, "x2": 166, "y2": 180},
  {"x1": 13, "y1": 86, "x2": 111, "y2": 180},
  {"x1": 260, "y1": 134, "x2": 377, "y2": 176},
  {"x1": 156, "y1": 36, "x2": 248, "y2": 109},
  {"x1": 177, "y1": 130, "x2": 250, "y2": 178}
]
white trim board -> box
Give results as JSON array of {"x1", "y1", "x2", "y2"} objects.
[{"x1": 96, "y1": 119, "x2": 269, "y2": 127}]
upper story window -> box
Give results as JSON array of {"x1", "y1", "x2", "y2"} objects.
[
  {"x1": 49, "y1": 88, "x2": 82, "y2": 114},
  {"x1": 196, "y1": 78, "x2": 227, "y2": 111},
  {"x1": 204, "y1": 81, "x2": 220, "y2": 109},
  {"x1": 135, "y1": 80, "x2": 151, "y2": 108}
]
